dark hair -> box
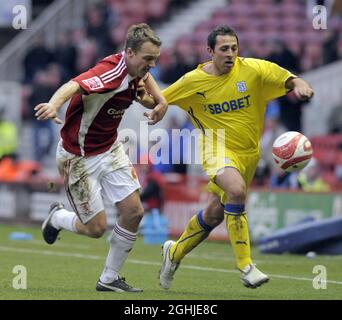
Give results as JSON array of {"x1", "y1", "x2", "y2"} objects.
[
  {"x1": 125, "y1": 23, "x2": 162, "y2": 52},
  {"x1": 207, "y1": 25, "x2": 239, "y2": 50}
]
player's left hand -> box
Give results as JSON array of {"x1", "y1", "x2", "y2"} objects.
[
  {"x1": 34, "y1": 103, "x2": 63, "y2": 124},
  {"x1": 293, "y1": 80, "x2": 314, "y2": 101},
  {"x1": 144, "y1": 102, "x2": 168, "y2": 125}
]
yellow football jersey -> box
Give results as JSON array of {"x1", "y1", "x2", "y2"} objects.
[{"x1": 162, "y1": 57, "x2": 295, "y2": 154}]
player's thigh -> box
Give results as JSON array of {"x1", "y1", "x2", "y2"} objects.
[
  {"x1": 101, "y1": 165, "x2": 143, "y2": 217},
  {"x1": 61, "y1": 153, "x2": 105, "y2": 224},
  {"x1": 214, "y1": 167, "x2": 246, "y2": 201},
  {"x1": 212, "y1": 152, "x2": 259, "y2": 203},
  {"x1": 116, "y1": 189, "x2": 144, "y2": 218},
  {"x1": 101, "y1": 165, "x2": 141, "y2": 203}
]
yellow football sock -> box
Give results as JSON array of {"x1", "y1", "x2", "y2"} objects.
[
  {"x1": 169, "y1": 210, "x2": 213, "y2": 263},
  {"x1": 224, "y1": 204, "x2": 252, "y2": 270}
]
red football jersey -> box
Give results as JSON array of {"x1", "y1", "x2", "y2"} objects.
[{"x1": 61, "y1": 52, "x2": 140, "y2": 156}]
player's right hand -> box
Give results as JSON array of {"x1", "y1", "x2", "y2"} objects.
[
  {"x1": 34, "y1": 103, "x2": 63, "y2": 124},
  {"x1": 144, "y1": 102, "x2": 168, "y2": 125}
]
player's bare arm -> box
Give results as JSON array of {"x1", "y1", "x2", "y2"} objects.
[
  {"x1": 34, "y1": 80, "x2": 81, "y2": 124},
  {"x1": 141, "y1": 73, "x2": 168, "y2": 125},
  {"x1": 285, "y1": 77, "x2": 314, "y2": 101},
  {"x1": 135, "y1": 78, "x2": 155, "y2": 108}
]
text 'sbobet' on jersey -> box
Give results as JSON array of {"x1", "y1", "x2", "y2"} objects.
[{"x1": 204, "y1": 95, "x2": 251, "y2": 114}]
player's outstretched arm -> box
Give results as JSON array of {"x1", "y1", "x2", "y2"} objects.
[
  {"x1": 141, "y1": 74, "x2": 168, "y2": 125},
  {"x1": 34, "y1": 80, "x2": 81, "y2": 124},
  {"x1": 135, "y1": 79, "x2": 155, "y2": 108},
  {"x1": 285, "y1": 77, "x2": 314, "y2": 101}
]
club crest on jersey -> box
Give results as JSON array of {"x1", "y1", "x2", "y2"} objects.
[
  {"x1": 236, "y1": 81, "x2": 247, "y2": 93},
  {"x1": 82, "y1": 76, "x2": 104, "y2": 90}
]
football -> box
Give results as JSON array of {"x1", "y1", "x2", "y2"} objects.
[{"x1": 272, "y1": 131, "x2": 313, "y2": 173}]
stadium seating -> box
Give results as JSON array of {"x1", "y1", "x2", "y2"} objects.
[
  {"x1": 180, "y1": 0, "x2": 337, "y2": 71},
  {"x1": 104, "y1": 0, "x2": 171, "y2": 44}
]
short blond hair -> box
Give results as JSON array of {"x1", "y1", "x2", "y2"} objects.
[{"x1": 125, "y1": 23, "x2": 162, "y2": 52}]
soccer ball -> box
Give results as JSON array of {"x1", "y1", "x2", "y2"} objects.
[{"x1": 272, "y1": 131, "x2": 313, "y2": 173}]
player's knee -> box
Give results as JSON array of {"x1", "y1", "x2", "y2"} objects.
[
  {"x1": 126, "y1": 204, "x2": 144, "y2": 225},
  {"x1": 90, "y1": 227, "x2": 106, "y2": 238},
  {"x1": 134, "y1": 205, "x2": 145, "y2": 225},
  {"x1": 86, "y1": 222, "x2": 107, "y2": 238},
  {"x1": 227, "y1": 185, "x2": 246, "y2": 203}
]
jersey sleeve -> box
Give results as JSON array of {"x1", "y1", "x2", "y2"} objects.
[
  {"x1": 258, "y1": 60, "x2": 296, "y2": 101},
  {"x1": 162, "y1": 74, "x2": 194, "y2": 110},
  {"x1": 72, "y1": 60, "x2": 125, "y2": 94}
]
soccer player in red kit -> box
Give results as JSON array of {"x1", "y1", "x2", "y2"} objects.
[{"x1": 35, "y1": 24, "x2": 167, "y2": 292}]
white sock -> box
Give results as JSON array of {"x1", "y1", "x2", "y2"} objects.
[
  {"x1": 51, "y1": 208, "x2": 78, "y2": 233},
  {"x1": 100, "y1": 222, "x2": 137, "y2": 284}
]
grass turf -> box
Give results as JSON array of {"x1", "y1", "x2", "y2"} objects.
[{"x1": 0, "y1": 224, "x2": 341, "y2": 300}]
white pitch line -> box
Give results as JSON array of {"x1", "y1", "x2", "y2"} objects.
[
  {"x1": 188, "y1": 252, "x2": 342, "y2": 264},
  {"x1": 0, "y1": 246, "x2": 101, "y2": 260},
  {"x1": 1, "y1": 246, "x2": 342, "y2": 285},
  {"x1": 30, "y1": 240, "x2": 90, "y2": 250}
]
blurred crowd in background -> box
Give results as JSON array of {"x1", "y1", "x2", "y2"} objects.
[{"x1": 1, "y1": 0, "x2": 342, "y2": 192}]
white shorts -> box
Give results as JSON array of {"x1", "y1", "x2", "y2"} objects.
[{"x1": 56, "y1": 140, "x2": 141, "y2": 224}]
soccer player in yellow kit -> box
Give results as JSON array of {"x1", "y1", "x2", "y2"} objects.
[{"x1": 158, "y1": 25, "x2": 314, "y2": 289}]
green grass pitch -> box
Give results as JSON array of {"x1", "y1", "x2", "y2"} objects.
[{"x1": 0, "y1": 224, "x2": 341, "y2": 300}]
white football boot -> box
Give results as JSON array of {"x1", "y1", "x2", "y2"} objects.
[
  {"x1": 240, "y1": 264, "x2": 269, "y2": 288},
  {"x1": 159, "y1": 240, "x2": 180, "y2": 289}
]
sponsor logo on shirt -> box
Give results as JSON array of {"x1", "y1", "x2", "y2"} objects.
[
  {"x1": 204, "y1": 95, "x2": 251, "y2": 114},
  {"x1": 196, "y1": 91, "x2": 207, "y2": 98},
  {"x1": 107, "y1": 108, "x2": 125, "y2": 119},
  {"x1": 82, "y1": 76, "x2": 104, "y2": 90}
]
